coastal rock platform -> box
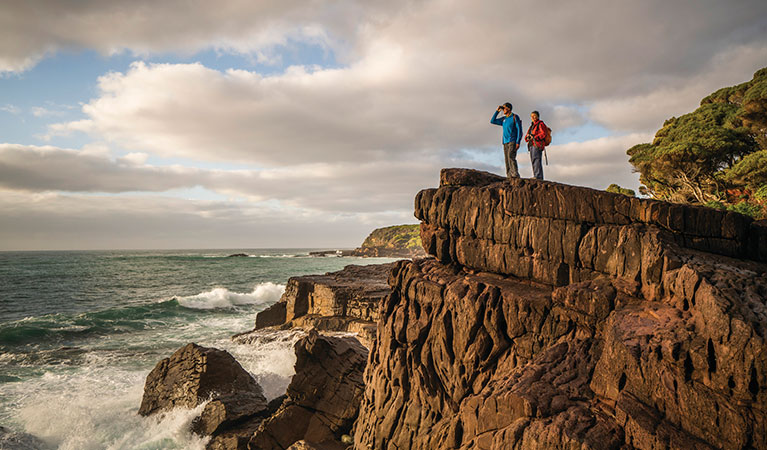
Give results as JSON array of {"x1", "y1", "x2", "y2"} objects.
[{"x1": 255, "y1": 263, "x2": 397, "y2": 347}]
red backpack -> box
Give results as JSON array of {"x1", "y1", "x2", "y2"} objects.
[{"x1": 541, "y1": 122, "x2": 552, "y2": 146}]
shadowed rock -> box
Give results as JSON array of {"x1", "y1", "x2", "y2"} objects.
[{"x1": 249, "y1": 330, "x2": 368, "y2": 450}]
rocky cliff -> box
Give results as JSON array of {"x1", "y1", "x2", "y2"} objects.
[{"x1": 354, "y1": 168, "x2": 767, "y2": 450}]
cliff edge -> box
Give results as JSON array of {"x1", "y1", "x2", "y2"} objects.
[{"x1": 354, "y1": 168, "x2": 767, "y2": 450}]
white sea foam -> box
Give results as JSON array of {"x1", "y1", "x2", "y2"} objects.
[
  {"x1": 222, "y1": 329, "x2": 305, "y2": 400},
  {"x1": 12, "y1": 366, "x2": 209, "y2": 450},
  {"x1": 176, "y1": 282, "x2": 285, "y2": 310}
]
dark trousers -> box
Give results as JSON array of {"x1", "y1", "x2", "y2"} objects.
[
  {"x1": 503, "y1": 142, "x2": 519, "y2": 178},
  {"x1": 529, "y1": 145, "x2": 544, "y2": 180}
]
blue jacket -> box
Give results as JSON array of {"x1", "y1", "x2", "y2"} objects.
[{"x1": 491, "y1": 111, "x2": 522, "y2": 145}]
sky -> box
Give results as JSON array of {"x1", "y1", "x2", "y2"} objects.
[{"x1": 1, "y1": 1, "x2": 766, "y2": 250}]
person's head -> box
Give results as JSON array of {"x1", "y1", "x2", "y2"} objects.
[
  {"x1": 502, "y1": 102, "x2": 513, "y2": 116},
  {"x1": 531, "y1": 111, "x2": 540, "y2": 122}
]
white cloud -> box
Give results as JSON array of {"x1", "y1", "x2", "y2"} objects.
[
  {"x1": 589, "y1": 44, "x2": 767, "y2": 132},
  {"x1": 1, "y1": 104, "x2": 21, "y2": 115},
  {"x1": 0, "y1": 144, "x2": 438, "y2": 213},
  {"x1": 0, "y1": 188, "x2": 414, "y2": 250},
  {"x1": 540, "y1": 133, "x2": 652, "y2": 192},
  {"x1": 0, "y1": 0, "x2": 407, "y2": 73}
]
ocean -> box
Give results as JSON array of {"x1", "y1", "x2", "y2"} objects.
[{"x1": 0, "y1": 249, "x2": 397, "y2": 450}]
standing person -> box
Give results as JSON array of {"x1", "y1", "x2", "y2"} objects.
[
  {"x1": 525, "y1": 111, "x2": 548, "y2": 180},
  {"x1": 490, "y1": 102, "x2": 523, "y2": 179}
]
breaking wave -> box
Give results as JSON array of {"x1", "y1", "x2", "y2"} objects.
[{"x1": 175, "y1": 282, "x2": 285, "y2": 310}]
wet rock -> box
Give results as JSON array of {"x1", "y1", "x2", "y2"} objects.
[
  {"x1": 139, "y1": 343, "x2": 266, "y2": 418},
  {"x1": 255, "y1": 301, "x2": 286, "y2": 329},
  {"x1": 0, "y1": 426, "x2": 47, "y2": 450},
  {"x1": 250, "y1": 330, "x2": 367, "y2": 450}
]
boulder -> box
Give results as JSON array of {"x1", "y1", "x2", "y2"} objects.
[{"x1": 138, "y1": 343, "x2": 268, "y2": 437}]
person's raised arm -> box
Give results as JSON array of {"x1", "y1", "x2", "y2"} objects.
[{"x1": 490, "y1": 110, "x2": 504, "y2": 126}]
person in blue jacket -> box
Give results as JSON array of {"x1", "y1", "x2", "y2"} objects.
[{"x1": 491, "y1": 102, "x2": 523, "y2": 179}]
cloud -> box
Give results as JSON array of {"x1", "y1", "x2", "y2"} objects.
[
  {"x1": 0, "y1": 143, "x2": 439, "y2": 213},
  {"x1": 589, "y1": 44, "x2": 767, "y2": 132},
  {"x1": 0, "y1": 188, "x2": 415, "y2": 250},
  {"x1": 0, "y1": 0, "x2": 407, "y2": 73},
  {"x1": 539, "y1": 133, "x2": 652, "y2": 191},
  {"x1": 1, "y1": 104, "x2": 21, "y2": 115},
  {"x1": 41, "y1": 0, "x2": 767, "y2": 166}
]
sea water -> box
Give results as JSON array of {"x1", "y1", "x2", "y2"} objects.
[{"x1": 0, "y1": 249, "x2": 396, "y2": 449}]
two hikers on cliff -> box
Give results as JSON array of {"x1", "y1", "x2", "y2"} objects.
[{"x1": 491, "y1": 103, "x2": 548, "y2": 180}]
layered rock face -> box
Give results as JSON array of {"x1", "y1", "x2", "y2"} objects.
[
  {"x1": 354, "y1": 169, "x2": 767, "y2": 450},
  {"x1": 256, "y1": 263, "x2": 396, "y2": 347}
]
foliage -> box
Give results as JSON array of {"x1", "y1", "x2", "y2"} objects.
[
  {"x1": 605, "y1": 184, "x2": 635, "y2": 197},
  {"x1": 628, "y1": 67, "x2": 767, "y2": 213},
  {"x1": 727, "y1": 201, "x2": 762, "y2": 219},
  {"x1": 360, "y1": 224, "x2": 422, "y2": 250},
  {"x1": 755, "y1": 185, "x2": 767, "y2": 201},
  {"x1": 704, "y1": 200, "x2": 726, "y2": 211}
]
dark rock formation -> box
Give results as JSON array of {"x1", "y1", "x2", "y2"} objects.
[
  {"x1": 254, "y1": 263, "x2": 396, "y2": 347},
  {"x1": 249, "y1": 330, "x2": 367, "y2": 449},
  {"x1": 354, "y1": 168, "x2": 767, "y2": 450},
  {"x1": 0, "y1": 426, "x2": 47, "y2": 450},
  {"x1": 308, "y1": 250, "x2": 343, "y2": 257},
  {"x1": 255, "y1": 301, "x2": 287, "y2": 329},
  {"x1": 228, "y1": 253, "x2": 249, "y2": 257},
  {"x1": 139, "y1": 334, "x2": 367, "y2": 450},
  {"x1": 138, "y1": 343, "x2": 269, "y2": 442}
]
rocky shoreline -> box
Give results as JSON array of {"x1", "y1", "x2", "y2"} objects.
[{"x1": 138, "y1": 168, "x2": 767, "y2": 450}]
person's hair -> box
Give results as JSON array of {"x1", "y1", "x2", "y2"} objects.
[
  {"x1": 531, "y1": 110, "x2": 540, "y2": 117},
  {"x1": 503, "y1": 102, "x2": 513, "y2": 111}
]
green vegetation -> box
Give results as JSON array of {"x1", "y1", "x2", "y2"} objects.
[
  {"x1": 606, "y1": 184, "x2": 635, "y2": 197},
  {"x1": 627, "y1": 67, "x2": 767, "y2": 219},
  {"x1": 360, "y1": 224, "x2": 422, "y2": 250}
]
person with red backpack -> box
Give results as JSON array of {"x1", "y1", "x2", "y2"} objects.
[{"x1": 524, "y1": 111, "x2": 550, "y2": 180}]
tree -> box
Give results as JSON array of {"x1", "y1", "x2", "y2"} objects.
[{"x1": 627, "y1": 68, "x2": 766, "y2": 206}]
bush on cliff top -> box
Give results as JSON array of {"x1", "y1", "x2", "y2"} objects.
[
  {"x1": 606, "y1": 184, "x2": 635, "y2": 197},
  {"x1": 360, "y1": 224, "x2": 422, "y2": 250},
  {"x1": 627, "y1": 67, "x2": 767, "y2": 218}
]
